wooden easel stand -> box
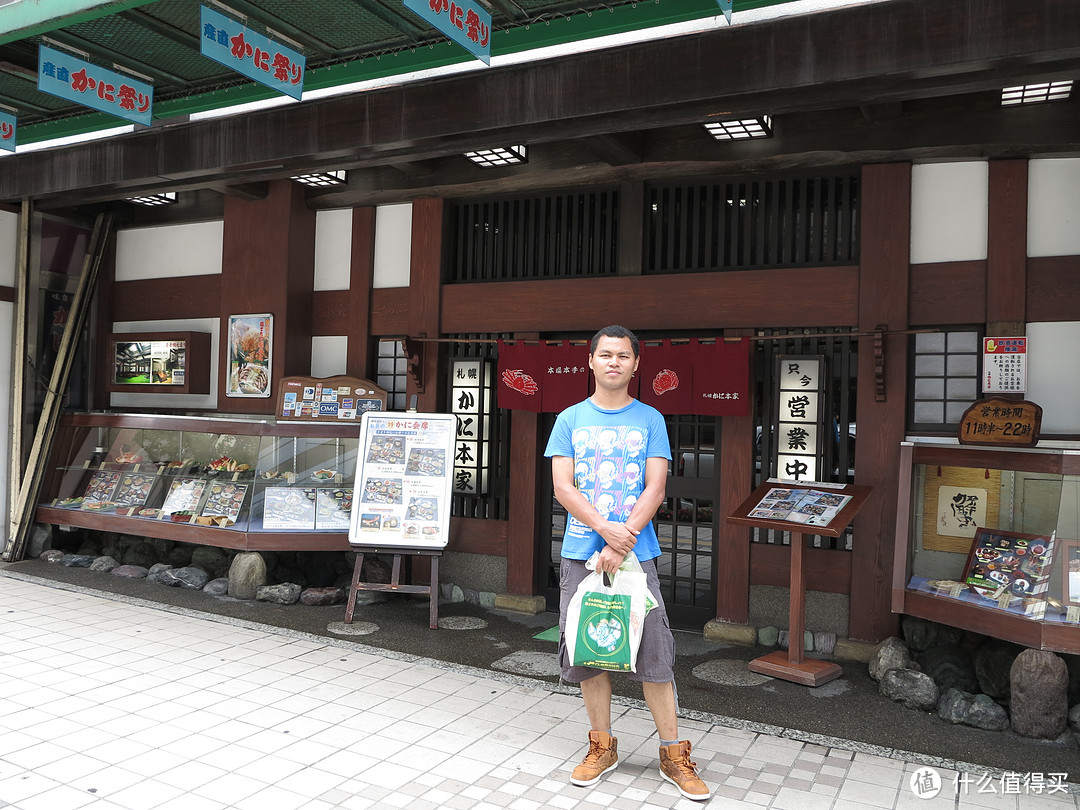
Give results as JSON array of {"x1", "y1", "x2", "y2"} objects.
[{"x1": 345, "y1": 547, "x2": 441, "y2": 629}]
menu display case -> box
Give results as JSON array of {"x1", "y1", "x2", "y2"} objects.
[
  {"x1": 893, "y1": 440, "x2": 1080, "y2": 653},
  {"x1": 37, "y1": 413, "x2": 360, "y2": 550}
]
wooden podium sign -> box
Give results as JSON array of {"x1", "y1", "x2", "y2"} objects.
[
  {"x1": 729, "y1": 479, "x2": 872, "y2": 686},
  {"x1": 277, "y1": 375, "x2": 387, "y2": 422}
]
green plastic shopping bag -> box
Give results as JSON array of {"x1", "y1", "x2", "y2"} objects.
[{"x1": 565, "y1": 552, "x2": 656, "y2": 672}]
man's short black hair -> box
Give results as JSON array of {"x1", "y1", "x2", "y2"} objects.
[{"x1": 589, "y1": 325, "x2": 639, "y2": 357}]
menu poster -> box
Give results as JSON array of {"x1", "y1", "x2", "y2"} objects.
[
  {"x1": 315, "y1": 488, "x2": 353, "y2": 530},
  {"x1": 349, "y1": 412, "x2": 456, "y2": 549},
  {"x1": 80, "y1": 470, "x2": 121, "y2": 510},
  {"x1": 112, "y1": 473, "x2": 157, "y2": 507},
  {"x1": 201, "y1": 482, "x2": 249, "y2": 524},
  {"x1": 160, "y1": 477, "x2": 207, "y2": 517},
  {"x1": 263, "y1": 487, "x2": 317, "y2": 530},
  {"x1": 747, "y1": 487, "x2": 852, "y2": 527}
]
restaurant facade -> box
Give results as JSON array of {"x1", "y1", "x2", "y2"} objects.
[{"x1": 2, "y1": 0, "x2": 1080, "y2": 650}]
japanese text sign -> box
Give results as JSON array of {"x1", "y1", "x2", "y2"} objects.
[
  {"x1": 983, "y1": 336, "x2": 1027, "y2": 393},
  {"x1": 773, "y1": 355, "x2": 826, "y2": 483},
  {"x1": 38, "y1": 44, "x2": 153, "y2": 126},
  {"x1": 403, "y1": 0, "x2": 491, "y2": 66},
  {"x1": 450, "y1": 358, "x2": 494, "y2": 495},
  {"x1": 959, "y1": 397, "x2": 1041, "y2": 447},
  {"x1": 200, "y1": 5, "x2": 306, "y2": 101},
  {"x1": 0, "y1": 109, "x2": 15, "y2": 152}
]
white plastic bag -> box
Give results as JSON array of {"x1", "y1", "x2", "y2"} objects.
[{"x1": 564, "y1": 551, "x2": 657, "y2": 672}]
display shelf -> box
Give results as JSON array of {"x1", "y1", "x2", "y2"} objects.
[
  {"x1": 36, "y1": 412, "x2": 360, "y2": 551},
  {"x1": 892, "y1": 441, "x2": 1080, "y2": 654}
]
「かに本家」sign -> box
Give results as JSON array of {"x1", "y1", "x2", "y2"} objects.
[
  {"x1": 199, "y1": 5, "x2": 306, "y2": 100},
  {"x1": 38, "y1": 44, "x2": 153, "y2": 126}
]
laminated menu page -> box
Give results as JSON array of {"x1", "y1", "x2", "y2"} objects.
[
  {"x1": 315, "y1": 488, "x2": 353, "y2": 530},
  {"x1": 349, "y1": 412, "x2": 456, "y2": 549},
  {"x1": 79, "y1": 470, "x2": 122, "y2": 511},
  {"x1": 200, "y1": 482, "x2": 249, "y2": 524},
  {"x1": 747, "y1": 486, "x2": 852, "y2": 527},
  {"x1": 159, "y1": 477, "x2": 207, "y2": 520},
  {"x1": 262, "y1": 487, "x2": 317, "y2": 530}
]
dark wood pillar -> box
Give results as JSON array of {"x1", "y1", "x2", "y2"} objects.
[
  {"x1": 507, "y1": 410, "x2": 540, "y2": 595},
  {"x1": 408, "y1": 197, "x2": 444, "y2": 412},
  {"x1": 347, "y1": 206, "x2": 376, "y2": 378},
  {"x1": 849, "y1": 163, "x2": 910, "y2": 643},
  {"x1": 219, "y1": 179, "x2": 315, "y2": 413},
  {"x1": 715, "y1": 328, "x2": 755, "y2": 624},
  {"x1": 986, "y1": 160, "x2": 1028, "y2": 335}
]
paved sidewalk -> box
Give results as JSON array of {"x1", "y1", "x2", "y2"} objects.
[{"x1": 1, "y1": 571, "x2": 1077, "y2": 810}]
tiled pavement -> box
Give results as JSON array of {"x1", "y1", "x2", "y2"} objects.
[{"x1": 0, "y1": 570, "x2": 1077, "y2": 810}]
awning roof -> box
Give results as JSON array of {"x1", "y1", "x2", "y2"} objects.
[{"x1": 0, "y1": 0, "x2": 752, "y2": 144}]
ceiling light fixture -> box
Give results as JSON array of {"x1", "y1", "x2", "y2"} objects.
[
  {"x1": 291, "y1": 170, "x2": 347, "y2": 187},
  {"x1": 1000, "y1": 80, "x2": 1073, "y2": 106},
  {"x1": 703, "y1": 115, "x2": 773, "y2": 141},
  {"x1": 464, "y1": 145, "x2": 528, "y2": 167},
  {"x1": 126, "y1": 191, "x2": 177, "y2": 206}
]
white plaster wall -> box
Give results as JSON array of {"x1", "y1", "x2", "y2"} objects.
[
  {"x1": 1028, "y1": 158, "x2": 1080, "y2": 258},
  {"x1": 109, "y1": 319, "x2": 219, "y2": 410},
  {"x1": 910, "y1": 162, "x2": 988, "y2": 264},
  {"x1": 0, "y1": 209, "x2": 16, "y2": 287},
  {"x1": 1026, "y1": 321, "x2": 1080, "y2": 434},
  {"x1": 311, "y1": 336, "x2": 348, "y2": 378},
  {"x1": 373, "y1": 202, "x2": 412, "y2": 288},
  {"x1": 314, "y1": 209, "x2": 352, "y2": 291},
  {"x1": 115, "y1": 221, "x2": 223, "y2": 280}
]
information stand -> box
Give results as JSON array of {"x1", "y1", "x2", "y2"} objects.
[
  {"x1": 728, "y1": 479, "x2": 872, "y2": 686},
  {"x1": 345, "y1": 412, "x2": 455, "y2": 629}
]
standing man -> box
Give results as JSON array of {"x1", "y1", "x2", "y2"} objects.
[{"x1": 544, "y1": 325, "x2": 711, "y2": 801}]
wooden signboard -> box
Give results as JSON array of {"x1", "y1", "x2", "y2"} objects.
[
  {"x1": 958, "y1": 397, "x2": 1041, "y2": 448},
  {"x1": 276, "y1": 375, "x2": 387, "y2": 423},
  {"x1": 729, "y1": 479, "x2": 872, "y2": 686}
]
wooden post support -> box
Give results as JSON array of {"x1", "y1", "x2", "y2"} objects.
[{"x1": 345, "y1": 547, "x2": 442, "y2": 630}]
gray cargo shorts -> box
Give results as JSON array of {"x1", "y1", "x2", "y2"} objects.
[{"x1": 557, "y1": 555, "x2": 676, "y2": 684}]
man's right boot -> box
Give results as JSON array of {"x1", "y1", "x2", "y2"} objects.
[{"x1": 570, "y1": 730, "x2": 618, "y2": 786}]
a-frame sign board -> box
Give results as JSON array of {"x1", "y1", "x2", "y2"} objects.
[{"x1": 728, "y1": 479, "x2": 872, "y2": 686}]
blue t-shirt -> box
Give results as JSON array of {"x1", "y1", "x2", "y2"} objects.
[{"x1": 544, "y1": 398, "x2": 671, "y2": 561}]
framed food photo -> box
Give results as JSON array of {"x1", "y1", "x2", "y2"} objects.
[
  {"x1": 961, "y1": 527, "x2": 1055, "y2": 614},
  {"x1": 1061, "y1": 540, "x2": 1080, "y2": 609},
  {"x1": 226, "y1": 314, "x2": 273, "y2": 397}
]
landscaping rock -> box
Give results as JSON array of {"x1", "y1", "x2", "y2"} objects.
[
  {"x1": 937, "y1": 688, "x2": 1009, "y2": 731},
  {"x1": 758, "y1": 626, "x2": 779, "y2": 647},
  {"x1": 203, "y1": 577, "x2": 230, "y2": 596},
  {"x1": 300, "y1": 586, "x2": 346, "y2": 606},
  {"x1": 121, "y1": 541, "x2": 158, "y2": 569},
  {"x1": 879, "y1": 668, "x2": 939, "y2": 711},
  {"x1": 974, "y1": 638, "x2": 1023, "y2": 701},
  {"x1": 112, "y1": 564, "x2": 149, "y2": 579},
  {"x1": 257, "y1": 583, "x2": 302, "y2": 605},
  {"x1": 1010, "y1": 649, "x2": 1068, "y2": 739},
  {"x1": 159, "y1": 566, "x2": 210, "y2": 590},
  {"x1": 191, "y1": 546, "x2": 231, "y2": 579},
  {"x1": 89, "y1": 556, "x2": 119, "y2": 573},
  {"x1": 919, "y1": 644, "x2": 978, "y2": 694},
  {"x1": 59, "y1": 554, "x2": 96, "y2": 568},
  {"x1": 228, "y1": 552, "x2": 266, "y2": 600},
  {"x1": 146, "y1": 563, "x2": 175, "y2": 584},
  {"x1": 869, "y1": 636, "x2": 917, "y2": 681},
  {"x1": 40, "y1": 549, "x2": 65, "y2": 563}
]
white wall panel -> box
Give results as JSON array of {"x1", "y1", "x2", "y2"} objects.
[
  {"x1": 910, "y1": 162, "x2": 988, "y2": 264},
  {"x1": 314, "y1": 209, "x2": 352, "y2": 291},
  {"x1": 1028, "y1": 158, "x2": 1080, "y2": 258},
  {"x1": 109, "y1": 318, "x2": 219, "y2": 409},
  {"x1": 311, "y1": 336, "x2": 348, "y2": 378},
  {"x1": 115, "y1": 221, "x2": 223, "y2": 281},
  {"x1": 374, "y1": 202, "x2": 412, "y2": 288},
  {"x1": 0, "y1": 209, "x2": 16, "y2": 287},
  {"x1": 1027, "y1": 321, "x2": 1080, "y2": 434}
]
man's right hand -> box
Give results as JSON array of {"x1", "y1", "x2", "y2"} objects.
[{"x1": 598, "y1": 521, "x2": 638, "y2": 556}]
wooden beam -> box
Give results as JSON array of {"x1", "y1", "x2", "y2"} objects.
[
  {"x1": 347, "y1": 206, "x2": 376, "y2": 377},
  {"x1": 986, "y1": 159, "x2": 1028, "y2": 333}
]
